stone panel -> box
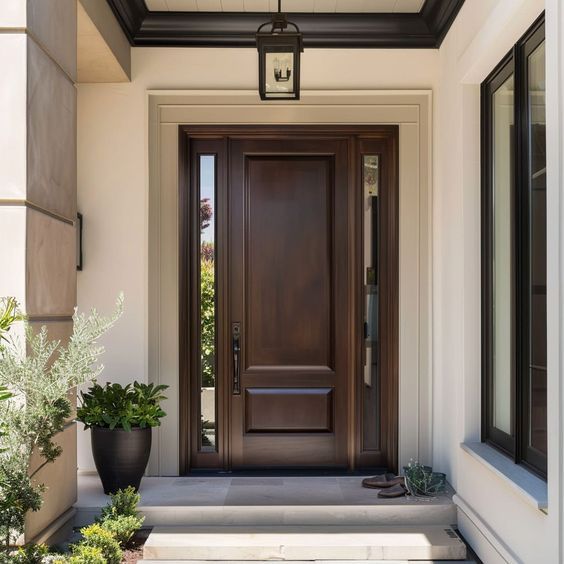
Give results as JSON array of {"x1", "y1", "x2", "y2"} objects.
[
  {"x1": 27, "y1": 37, "x2": 77, "y2": 221},
  {"x1": 26, "y1": 208, "x2": 76, "y2": 316},
  {"x1": 27, "y1": 0, "x2": 77, "y2": 81},
  {"x1": 26, "y1": 423, "x2": 77, "y2": 541}
]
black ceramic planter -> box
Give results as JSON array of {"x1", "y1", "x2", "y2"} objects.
[{"x1": 91, "y1": 426, "x2": 151, "y2": 495}]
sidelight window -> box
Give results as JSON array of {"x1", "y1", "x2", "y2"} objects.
[
  {"x1": 198, "y1": 155, "x2": 217, "y2": 452},
  {"x1": 363, "y1": 154, "x2": 380, "y2": 452},
  {"x1": 481, "y1": 14, "x2": 546, "y2": 477}
]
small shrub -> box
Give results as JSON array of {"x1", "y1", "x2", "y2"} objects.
[
  {"x1": 101, "y1": 514, "x2": 144, "y2": 546},
  {"x1": 79, "y1": 524, "x2": 122, "y2": 564},
  {"x1": 68, "y1": 544, "x2": 105, "y2": 564},
  {"x1": 43, "y1": 556, "x2": 68, "y2": 564},
  {"x1": 0, "y1": 544, "x2": 49, "y2": 564},
  {"x1": 0, "y1": 296, "x2": 123, "y2": 554},
  {"x1": 100, "y1": 486, "x2": 141, "y2": 519},
  {"x1": 97, "y1": 485, "x2": 144, "y2": 547}
]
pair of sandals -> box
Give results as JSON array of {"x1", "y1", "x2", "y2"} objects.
[{"x1": 361, "y1": 473, "x2": 408, "y2": 498}]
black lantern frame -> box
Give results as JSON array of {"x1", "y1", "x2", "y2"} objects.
[{"x1": 256, "y1": 12, "x2": 303, "y2": 101}]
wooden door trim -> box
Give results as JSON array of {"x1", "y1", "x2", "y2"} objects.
[{"x1": 179, "y1": 125, "x2": 399, "y2": 474}]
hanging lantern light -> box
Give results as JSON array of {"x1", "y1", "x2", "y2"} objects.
[{"x1": 256, "y1": 1, "x2": 303, "y2": 101}]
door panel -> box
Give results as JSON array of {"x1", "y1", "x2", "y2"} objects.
[
  {"x1": 245, "y1": 388, "x2": 333, "y2": 433},
  {"x1": 230, "y1": 138, "x2": 349, "y2": 468},
  {"x1": 246, "y1": 157, "x2": 333, "y2": 370}
]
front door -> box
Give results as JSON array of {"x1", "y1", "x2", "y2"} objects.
[
  {"x1": 229, "y1": 138, "x2": 350, "y2": 468},
  {"x1": 180, "y1": 127, "x2": 398, "y2": 472}
]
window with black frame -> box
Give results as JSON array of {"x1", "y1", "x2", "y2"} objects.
[{"x1": 482, "y1": 13, "x2": 546, "y2": 478}]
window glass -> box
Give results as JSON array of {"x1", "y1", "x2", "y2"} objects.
[
  {"x1": 492, "y1": 74, "x2": 515, "y2": 436},
  {"x1": 199, "y1": 155, "x2": 217, "y2": 451},
  {"x1": 363, "y1": 154, "x2": 380, "y2": 451},
  {"x1": 527, "y1": 41, "x2": 547, "y2": 456}
]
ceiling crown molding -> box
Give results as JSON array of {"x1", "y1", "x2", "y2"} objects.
[{"x1": 107, "y1": 0, "x2": 464, "y2": 49}]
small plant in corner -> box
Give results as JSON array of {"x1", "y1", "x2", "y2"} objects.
[
  {"x1": 77, "y1": 382, "x2": 168, "y2": 494},
  {"x1": 403, "y1": 460, "x2": 446, "y2": 497},
  {"x1": 97, "y1": 486, "x2": 145, "y2": 547}
]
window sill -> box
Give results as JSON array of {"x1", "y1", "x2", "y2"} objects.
[{"x1": 460, "y1": 442, "x2": 548, "y2": 512}]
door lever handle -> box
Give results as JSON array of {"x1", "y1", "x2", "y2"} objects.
[{"x1": 232, "y1": 322, "x2": 241, "y2": 395}]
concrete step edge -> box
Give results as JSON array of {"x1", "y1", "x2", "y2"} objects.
[
  {"x1": 74, "y1": 504, "x2": 458, "y2": 528},
  {"x1": 142, "y1": 525, "x2": 467, "y2": 561}
]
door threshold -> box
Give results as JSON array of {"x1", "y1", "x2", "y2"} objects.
[{"x1": 184, "y1": 468, "x2": 388, "y2": 477}]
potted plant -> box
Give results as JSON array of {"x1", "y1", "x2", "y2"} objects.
[
  {"x1": 77, "y1": 381, "x2": 168, "y2": 494},
  {"x1": 403, "y1": 460, "x2": 446, "y2": 497}
]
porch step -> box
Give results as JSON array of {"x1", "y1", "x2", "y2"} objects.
[
  {"x1": 76, "y1": 503, "x2": 457, "y2": 528},
  {"x1": 139, "y1": 561, "x2": 477, "y2": 564},
  {"x1": 140, "y1": 561, "x2": 477, "y2": 564},
  {"x1": 75, "y1": 475, "x2": 458, "y2": 529},
  {"x1": 142, "y1": 525, "x2": 468, "y2": 561}
]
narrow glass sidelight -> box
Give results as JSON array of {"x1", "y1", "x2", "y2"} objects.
[
  {"x1": 492, "y1": 73, "x2": 515, "y2": 437},
  {"x1": 526, "y1": 40, "x2": 546, "y2": 457},
  {"x1": 199, "y1": 155, "x2": 217, "y2": 452},
  {"x1": 363, "y1": 154, "x2": 380, "y2": 452}
]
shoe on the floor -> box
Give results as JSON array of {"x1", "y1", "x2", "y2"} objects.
[
  {"x1": 362, "y1": 473, "x2": 403, "y2": 489},
  {"x1": 377, "y1": 483, "x2": 407, "y2": 498}
]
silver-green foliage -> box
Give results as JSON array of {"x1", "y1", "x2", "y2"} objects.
[{"x1": 0, "y1": 295, "x2": 124, "y2": 551}]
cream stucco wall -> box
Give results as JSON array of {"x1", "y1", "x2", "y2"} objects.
[
  {"x1": 77, "y1": 47, "x2": 439, "y2": 471},
  {"x1": 433, "y1": 0, "x2": 564, "y2": 562}
]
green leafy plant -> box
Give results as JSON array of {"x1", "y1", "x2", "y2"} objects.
[
  {"x1": 100, "y1": 514, "x2": 142, "y2": 547},
  {"x1": 1, "y1": 543, "x2": 49, "y2": 564},
  {"x1": 77, "y1": 381, "x2": 168, "y2": 431},
  {"x1": 0, "y1": 297, "x2": 22, "y2": 345},
  {"x1": 403, "y1": 460, "x2": 446, "y2": 497},
  {"x1": 0, "y1": 295, "x2": 124, "y2": 553},
  {"x1": 77, "y1": 524, "x2": 122, "y2": 564},
  {"x1": 100, "y1": 486, "x2": 141, "y2": 519},
  {"x1": 98, "y1": 486, "x2": 144, "y2": 547},
  {"x1": 67, "y1": 544, "x2": 105, "y2": 564}
]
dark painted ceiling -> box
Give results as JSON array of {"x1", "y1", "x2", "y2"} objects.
[{"x1": 107, "y1": 0, "x2": 465, "y2": 48}]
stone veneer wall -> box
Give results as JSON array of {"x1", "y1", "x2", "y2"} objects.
[{"x1": 0, "y1": 0, "x2": 78, "y2": 543}]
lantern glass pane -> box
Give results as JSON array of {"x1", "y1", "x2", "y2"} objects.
[{"x1": 265, "y1": 51, "x2": 295, "y2": 96}]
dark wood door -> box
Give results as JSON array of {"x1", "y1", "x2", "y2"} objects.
[
  {"x1": 180, "y1": 126, "x2": 398, "y2": 473},
  {"x1": 229, "y1": 138, "x2": 350, "y2": 468}
]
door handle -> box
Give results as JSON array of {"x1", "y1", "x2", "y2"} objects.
[{"x1": 232, "y1": 322, "x2": 241, "y2": 395}]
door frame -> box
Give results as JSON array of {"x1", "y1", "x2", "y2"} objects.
[
  {"x1": 178, "y1": 125, "x2": 399, "y2": 473},
  {"x1": 147, "y1": 90, "x2": 433, "y2": 478}
]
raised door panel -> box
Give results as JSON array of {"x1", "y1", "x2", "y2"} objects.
[
  {"x1": 246, "y1": 156, "x2": 333, "y2": 370},
  {"x1": 245, "y1": 388, "x2": 334, "y2": 432}
]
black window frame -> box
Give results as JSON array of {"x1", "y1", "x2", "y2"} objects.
[{"x1": 481, "y1": 13, "x2": 547, "y2": 479}]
